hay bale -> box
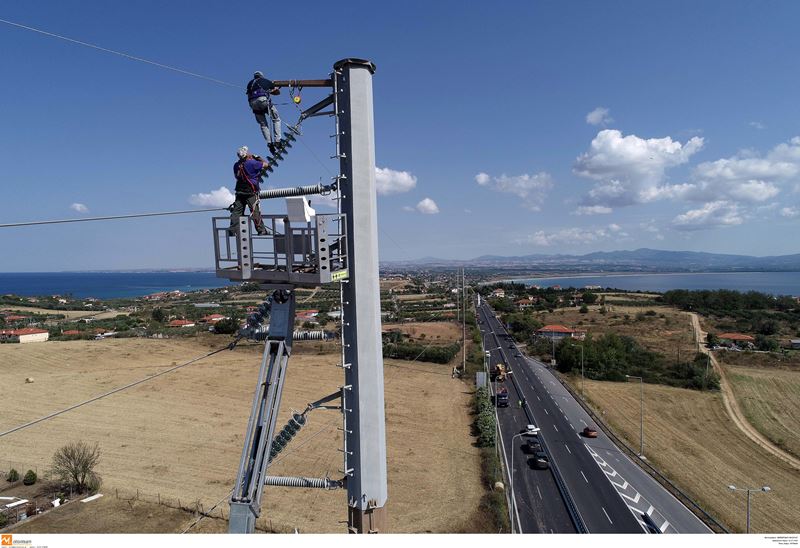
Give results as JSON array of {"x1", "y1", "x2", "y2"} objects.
[{"x1": 25, "y1": 377, "x2": 34, "y2": 383}]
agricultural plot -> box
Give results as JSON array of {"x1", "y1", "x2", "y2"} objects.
[
  {"x1": 0, "y1": 335, "x2": 482, "y2": 533},
  {"x1": 578, "y1": 378, "x2": 800, "y2": 533}
]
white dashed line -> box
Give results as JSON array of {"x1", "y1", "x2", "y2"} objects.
[
  {"x1": 553, "y1": 424, "x2": 558, "y2": 432},
  {"x1": 660, "y1": 520, "x2": 670, "y2": 533},
  {"x1": 544, "y1": 409, "x2": 549, "y2": 415},
  {"x1": 581, "y1": 471, "x2": 588, "y2": 483},
  {"x1": 565, "y1": 444, "x2": 572, "y2": 454},
  {"x1": 536, "y1": 396, "x2": 541, "y2": 402},
  {"x1": 537, "y1": 486, "x2": 542, "y2": 500},
  {"x1": 580, "y1": 419, "x2": 587, "y2": 426},
  {"x1": 602, "y1": 507, "x2": 613, "y2": 524}
]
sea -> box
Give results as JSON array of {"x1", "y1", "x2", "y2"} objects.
[
  {"x1": 505, "y1": 271, "x2": 800, "y2": 296},
  {"x1": 1, "y1": 270, "x2": 799, "y2": 301},
  {"x1": 0, "y1": 271, "x2": 232, "y2": 300}
]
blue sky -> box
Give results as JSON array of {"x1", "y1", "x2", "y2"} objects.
[{"x1": 1, "y1": 1, "x2": 799, "y2": 271}]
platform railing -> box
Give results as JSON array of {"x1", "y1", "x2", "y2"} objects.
[{"x1": 212, "y1": 213, "x2": 348, "y2": 286}]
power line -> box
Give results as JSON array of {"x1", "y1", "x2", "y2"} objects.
[
  {"x1": 0, "y1": 17, "x2": 239, "y2": 88},
  {"x1": 0, "y1": 207, "x2": 226, "y2": 228},
  {"x1": 0, "y1": 344, "x2": 231, "y2": 439}
]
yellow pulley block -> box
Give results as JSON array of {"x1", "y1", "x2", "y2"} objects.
[{"x1": 293, "y1": 95, "x2": 302, "y2": 104}]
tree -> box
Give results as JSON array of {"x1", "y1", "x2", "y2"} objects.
[
  {"x1": 706, "y1": 332, "x2": 720, "y2": 347},
  {"x1": 6, "y1": 468, "x2": 19, "y2": 482},
  {"x1": 582, "y1": 292, "x2": 598, "y2": 304},
  {"x1": 50, "y1": 441, "x2": 102, "y2": 493},
  {"x1": 213, "y1": 318, "x2": 240, "y2": 334},
  {"x1": 23, "y1": 470, "x2": 37, "y2": 486},
  {"x1": 151, "y1": 307, "x2": 166, "y2": 323}
]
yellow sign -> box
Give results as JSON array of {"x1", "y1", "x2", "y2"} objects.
[{"x1": 331, "y1": 269, "x2": 349, "y2": 282}]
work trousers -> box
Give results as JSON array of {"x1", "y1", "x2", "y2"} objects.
[
  {"x1": 249, "y1": 96, "x2": 281, "y2": 144},
  {"x1": 229, "y1": 193, "x2": 268, "y2": 235}
]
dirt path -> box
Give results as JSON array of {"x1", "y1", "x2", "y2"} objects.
[{"x1": 688, "y1": 312, "x2": 800, "y2": 471}]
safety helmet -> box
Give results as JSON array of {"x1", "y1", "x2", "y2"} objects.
[
  {"x1": 237, "y1": 146, "x2": 249, "y2": 159},
  {"x1": 254, "y1": 71, "x2": 264, "y2": 79}
]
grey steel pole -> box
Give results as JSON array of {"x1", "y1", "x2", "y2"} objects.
[
  {"x1": 335, "y1": 58, "x2": 388, "y2": 533},
  {"x1": 640, "y1": 378, "x2": 644, "y2": 456},
  {"x1": 746, "y1": 489, "x2": 751, "y2": 534}
]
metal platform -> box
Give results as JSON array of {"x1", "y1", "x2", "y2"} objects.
[{"x1": 213, "y1": 213, "x2": 348, "y2": 286}]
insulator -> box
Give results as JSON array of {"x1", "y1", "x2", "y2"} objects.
[
  {"x1": 278, "y1": 431, "x2": 293, "y2": 444},
  {"x1": 273, "y1": 437, "x2": 286, "y2": 450},
  {"x1": 284, "y1": 421, "x2": 299, "y2": 435},
  {"x1": 292, "y1": 412, "x2": 306, "y2": 427}
]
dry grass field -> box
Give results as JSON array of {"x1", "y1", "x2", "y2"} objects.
[
  {"x1": 718, "y1": 361, "x2": 800, "y2": 460},
  {"x1": 577, "y1": 378, "x2": 800, "y2": 533},
  {"x1": 0, "y1": 335, "x2": 482, "y2": 533},
  {"x1": 381, "y1": 321, "x2": 461, "y2": 343},
  {"x1": 534, "y1": 304, "x2": 697, "y2": 360}
]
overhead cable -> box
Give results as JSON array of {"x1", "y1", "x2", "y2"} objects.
[
  {"x1": 0, "y1": 345, "x2": 231, "y2": 439},
  {"x1": 0, "y1": 207, "x2": 226, "y2": 228},
  {"x1": 0, "y1": 17, "x2": 239, "y2": 88}
]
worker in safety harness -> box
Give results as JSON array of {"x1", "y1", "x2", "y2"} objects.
[
  {"x1": 229, "y1": 146, "x2": 271, "y2": 236},
  {"x1": 246, "y1": 71, "x2": 283, "y2": 156}
]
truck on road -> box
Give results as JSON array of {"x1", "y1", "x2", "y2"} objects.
[{"x1": 496, "y1": 387, "x2": 509, "y2": 407}]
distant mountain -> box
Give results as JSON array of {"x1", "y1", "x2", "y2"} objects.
[{"x1": 382, "y1": 248, "x2": 800, "y2": 272}]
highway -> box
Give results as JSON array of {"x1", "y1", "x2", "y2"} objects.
[{"x1": 477, "y1": 301, "x2": 713, "y2": 534}]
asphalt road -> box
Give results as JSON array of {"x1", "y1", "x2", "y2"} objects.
[{"x1": 477, "y1": 301, "x2": 712, "y2": 534}]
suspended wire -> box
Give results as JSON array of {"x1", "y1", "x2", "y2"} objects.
[
  {"x1": 0, "y1": 344, "x2": 231, "y2": 439},
  {"x1": 0, "y1": 17, "x2": 239, "y2": 88},
  {"x1": 0, "y1": 207, "x2": 226, "y2": 228}
]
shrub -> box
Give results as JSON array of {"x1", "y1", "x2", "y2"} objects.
[
  {"x1": 474, "y1": 387, "x2": 496, "y2": 448},
  {"x1": 0, "y1": 513, "x2": 7, "y2": 527},
  {"x1": 579, "y1": 305, "x2": 589, "y2": 314},
  {"x1": 213, "y1": 318, "x2": 240, "y2": 335},
  {"x1": 6, "y1": 468, "x2": 19, "y2": 482},
  {"x1": 23, "y1": 470, "x2": 37, "y2": 486}
]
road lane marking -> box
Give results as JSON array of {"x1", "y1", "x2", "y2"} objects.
[
  {"x1": 553, "y1": 424, "x2": 558, "y2": 432},
  {"x1": 580, "y1": 419, "x2": 587, "y2": 426},
  {"x1": 660, "y1": 520, "x2": 670, "y2": 533},
  {"x1": 581, "y1": 471, "x2": 588, "y2": 483},
  {"x1": 544, "y1": 409, "x2": 549, "y2": 415},
  {"x1": 610, "y1": 479, "x2": 629, "y2": 490},
  {"x1": 602, "y1": 507, "x2": 613, "y2": 524},
  {"x1": 536, "y1": 396, "x2": 541, "y2": 402},
  {"x1": 565, "y1": 444, "x2": 572, "y2": 454},
  {"x1": 647, "y1": 505, "x2": 654, "y2": 516},
  {"x1": 537, "y1": 486, "x2": 542, "y2": 500},
  {"x1": 621, "y1": 492, "x2": 641, "y2": 504}
]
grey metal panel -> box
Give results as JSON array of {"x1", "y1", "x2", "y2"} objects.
[
  {"x1": 237, "y1": 217, "x2": 252, "y2": 279},
  {"x1": 337, "y1": 60, "x2": 388, "y2": 512}
]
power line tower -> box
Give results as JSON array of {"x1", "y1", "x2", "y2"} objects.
[{"x1": 212, "y1": 58, "x2": 387, "y2": 533}]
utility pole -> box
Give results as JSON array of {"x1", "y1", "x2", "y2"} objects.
[
  {"x1": 728, "y1": 484, "x2": 771, "y2": 533},
  {"x1": 462, "y1": 268, "x2": 466, "y2": 375},
  {"x1": 335, "y1": 58, "x2": 388, "y2": 533}
]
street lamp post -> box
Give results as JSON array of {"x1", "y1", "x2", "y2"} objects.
[
  {"x1": 625, "y1": 375, "x2": 644, "y2": 458},
  {"x1": 509, "y1": 426, "x2": 538, "y2": 534},
  {"x1": 728, "y1": 484, "x2": 771, "y2": 533}
]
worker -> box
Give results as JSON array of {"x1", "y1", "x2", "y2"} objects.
[
  {"x1": 229, "y1": 146, "x2": 271, "y2": 236},
  {"x1": 246, "y1": 71, "x2": 282, "y2": 155}
]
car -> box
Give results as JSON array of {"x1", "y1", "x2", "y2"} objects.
[
  {"x1": 525, "y1": 439, "x2": 543, "y2": 454},
  {"x1": 529, "y1": 450, "x2": 549, "y2": 470},
  {"x1": 582, "y1": 426, "x2": 598, "y2": 438}
]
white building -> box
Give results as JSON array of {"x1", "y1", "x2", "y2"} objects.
[{"x1": 0, "y1": 328, "x2": 50, "y2": 343}]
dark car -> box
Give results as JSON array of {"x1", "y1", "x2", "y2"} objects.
[
  {"x1": 524, "y1": 439, "x2": 543, "y2": 454},
  {"x1": 582, "y1": 426, "x2": 598, "y2": 438},
  {"x1": 529, "y1": 450, "x2": 549, "y2": 470}
]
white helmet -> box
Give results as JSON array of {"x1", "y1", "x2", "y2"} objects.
[{"x1": 237, "y1": 146, "x2": 249, "y2": 159}]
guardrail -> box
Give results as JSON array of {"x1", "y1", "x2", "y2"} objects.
[{"x1": 550, "y1": 364, "x2": 730, "y2": 534}]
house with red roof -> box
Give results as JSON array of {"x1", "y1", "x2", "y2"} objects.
[
  {"x1": 169, "y1": 319, "x2": 196, "y2": 328},
  {"x1": 200, "y1": 314, "x2": 228, "y2": 323},
  {"x1": 0, "y1": 328, "x2": 49, "y2": 343},
  {"x1": 536, "y1": 324, "x2": 585, "y2": 341}
]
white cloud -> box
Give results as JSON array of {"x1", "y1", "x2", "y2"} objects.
[
  {"x1": 402, "y1": 205, "x2": 415, "y2": 212},
  {"x1": 780, "y1": 206, "x2": 799, "y2": 218},
  {"x1": 415, "y1": 198, "x2": 439, "y2": 214},
  {"x1": 572, "y1": 205, "x2": 612, "y2": 215},
  {"x1": 70, "y1": 203, "x2": 89, "y2": 213},
  {"x1": 586, "y1": 107, "x2": 613, "y2": 126},
  {"x1": 375, "y1": 167, "x2": 417, "y2": 195},
  {"x1": 574, "y1": 129, "x2": 704, "y2": 207},
  {"x1": 474, "y1": 171, "x2": 554, "y2": 210},
  {"x1": 189, "y1": 186, "x2": 235, "y2": 207},
  {"x1": 523, "y1": 224, "x2": 624, "y2": 247},
  {"x1": 672, "y1": 201, "x2": 743, "y2": 231},
  {"x1": 475, "y1": 172, "x2": 491, "y2": 186},
  {"x1": 749, "y1": 121, "x2": 766, "y2": 130}
]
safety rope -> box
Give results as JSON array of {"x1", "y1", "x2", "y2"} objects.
[{"x1": 0, "y1": 207, "x2": 226, "y2": 228}]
